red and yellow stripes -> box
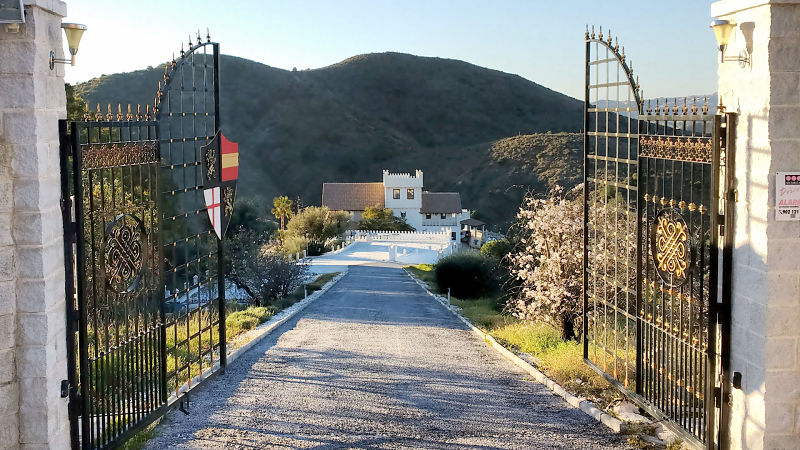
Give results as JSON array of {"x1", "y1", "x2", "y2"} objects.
[{"x1": 220, "y1": 133, "x2": 238, "y2": 181}]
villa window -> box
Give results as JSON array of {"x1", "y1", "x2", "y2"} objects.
[
  {"x1": 407, "y1": 189, "x2": 414, "y2": 199},
  {"x1": 425, "y1": 213, "x2": 431, "y2": 220},
  {"x1": 393, "y1": 189, "x2": 400, "y2": 199},
  {"x1": 441, "y1": 213, "x2": 446, "y2": 219},
  {"x1": 400, "y1": 212, "x2": 406, "y2": 219}
]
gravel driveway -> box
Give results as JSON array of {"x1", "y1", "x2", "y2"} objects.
[{"x1": 146, "y1": 266, "x2": 627, "y2": 449}]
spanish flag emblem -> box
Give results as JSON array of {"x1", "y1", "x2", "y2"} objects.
[{"x1": 221, "y1": 134, "x2": 239, "y2": 181}]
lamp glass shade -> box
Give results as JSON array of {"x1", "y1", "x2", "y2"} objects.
[
  {"x1": 61, "y1": 23, "x2": 86, "y2": 56},
  {"x1": 710, "y1": 19, "x2": 735, "y2": 47}
]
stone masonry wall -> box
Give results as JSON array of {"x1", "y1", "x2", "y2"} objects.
[
  {"x1": 0, "y1": 0, "x2": 70, "y2": 448},
  {"x1": 713, "y1": 0, "x2": 800, "y2": 448}
]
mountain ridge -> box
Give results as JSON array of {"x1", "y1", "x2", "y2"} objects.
[{"x1": 76, "y1": 52, "x2": 584, "y2": 229}]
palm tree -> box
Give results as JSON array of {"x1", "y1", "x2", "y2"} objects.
[{"x1": 271, "y1": 196, "x2": 294, "y2": 230}]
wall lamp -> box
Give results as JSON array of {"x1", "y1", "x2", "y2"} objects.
[
  {"x1": 50, "y1": 23, "x2": 86, "y2": 70},
  {"x1": 710, "y1": 19, "x2": 750, "y2": 68}
]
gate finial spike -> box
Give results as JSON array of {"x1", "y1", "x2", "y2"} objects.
[
  {"x1": 197, "y1": 29, "x2": 201, "y2": 45},
  {"x1": 614, "y1": 37, "x2": 619, "y2": 52},
  {"x1": 621, "y1": 46, "x2": 625, "y2": 62},
  {"x1": 702, "y1": 96, "x2": 709, "y2": 114},
  {"x1": 126, "y1": 104, "x2": 133, "y2": 121},
  {"x1": 117, "y1": 104, "x2": 123, "y2": 121},
  {"x1": 585, "y1": 25, "x2": 589, "y2": 40},
  {"x1": 717, "y1": 95, "x2": 725, "y2": 113},
  {"x1": 145, "y1": 104, "x2": 151, "y2": 121},
  {"x1": 188, "y1": 34, "x2": 193, "y2": 50},
  {"x1": 95, "y1": 103, "x2": 102, "y2": 121},
  {"x1": 683, "y1": 97, "x2": 688, "y2": 114},
  {"x1": 180, "y1": 43, "x2": 185, "y2": 57},
  {"x1": 106, "y1": 104, "x2": 113, "y2": 121},
  {"x1": 599, "y1": 26, "x2": 603, "y2": 40},
  {"x1": 608, "y1": 30, "x2": 613, "y2": 46},
  {"x1": 672, "y1": 98, "x2": 679, "y2": 114},
  {"x1": 136, "y1": 104, "x2": 142, "y2": 121},
  {"x1": 83, "y1": 102, "x2": 89, "y2": 121},
  {"x1": 591, "y1": 25, "x2": 595, "y2": 39},
  {"x1": 207, "y1": 27, "x2": 211, "y2": 43},
  {"x1": 692, "y1": 97, "x2": 698, "y2": 114},
  {"x1": 646, "y1": 99, "x2": 651, "y2": 115}
]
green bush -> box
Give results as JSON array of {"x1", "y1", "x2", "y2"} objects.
[
  {"x1": 434, "y1": 252, "x2": 498, "y2": 299},
  {"x1": 480, "y1": 239, "x2": 512, "y2": 262}
]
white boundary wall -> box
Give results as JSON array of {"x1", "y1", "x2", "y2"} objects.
[{"x1": 354, "y1": 230, "x2": 452, "y2": 246}]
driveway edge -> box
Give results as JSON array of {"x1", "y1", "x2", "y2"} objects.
[
  {"x1": 227, "y1": 270, "x2": 348, "y2": 366},
  {"x1": 403, "y1": 269, "x2": 625, "y2": 434}
]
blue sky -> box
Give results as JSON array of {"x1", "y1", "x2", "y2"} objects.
[{"x1": 63, "y1": 1, "x2": 718, "y2": 100}]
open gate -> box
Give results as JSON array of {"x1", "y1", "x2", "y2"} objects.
[
  {"x1": 582, "y1": 27, "x2": 733, "y2": 448},
  {"x1": 60, "y1": 36, "x2": 230, "y2": 449}
]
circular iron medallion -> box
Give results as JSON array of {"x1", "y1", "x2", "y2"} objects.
[
  {"x1": 651, "y1": 208, "x2": 693, "y2": 287},
  {"x1": 102, "y1": 213, "x2": 148, "y2": 294}
]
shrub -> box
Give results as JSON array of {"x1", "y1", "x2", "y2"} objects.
[
  {"x1": 480, "y1": 239, "x2": 512, "y2": 262},
  {"x1": 227, "y1": 230, "x2": 309, "y2": 305},
  {"x1": 434, "y1": 252, "x2": 498, "y2": 299},
  {"x1": 285, "y1": 206, "x2": 349, "y2": 243},
  {"x1": 358, "y1": 205, "x2": 414, "y2": 231}
]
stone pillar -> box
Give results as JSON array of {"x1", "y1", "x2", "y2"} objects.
[
  {"x1": 0, "y1": 0, "x2": 70, "y2": 448},
  {"x1": 712, "y1": 0, "x2": 800, "y2": 448}
]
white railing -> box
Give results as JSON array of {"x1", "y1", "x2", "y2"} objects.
[{"x1": 354, "y1": 230, "x2": 451, "y2": 245}]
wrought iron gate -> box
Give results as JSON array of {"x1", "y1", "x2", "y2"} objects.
[
  {"x1": 60, "y1": 36, "x2": 228, "y2": 449},
  {"x1": 582, "y1": 27, "x2": 733, "y2": 448}
]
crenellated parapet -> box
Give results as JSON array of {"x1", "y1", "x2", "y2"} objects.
[{"x1": 382, "y1": 169, "x2": 424, "y2": 188}]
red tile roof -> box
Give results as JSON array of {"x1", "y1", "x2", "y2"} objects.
[{"x1": 322, "y1": 183, "x2": 385, "y2": 211}]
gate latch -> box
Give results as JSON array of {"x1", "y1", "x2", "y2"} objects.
[{"x1": 60, "y1": 380, "x2": 69, "y2": 398}]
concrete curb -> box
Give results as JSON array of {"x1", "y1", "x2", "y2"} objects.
[
  {"x1": 166, "y1": 270, "x2": 348, "y2": 405},
  {"x1": 227, "y1": 270, "x2": 347, "y2": 365},
  {"x1": 403, "y1": 269, "x2": 626, "y2": 435}
]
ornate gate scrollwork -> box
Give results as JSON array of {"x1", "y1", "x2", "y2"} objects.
[
  {"x1": 102, "y1": 213, "x2": 147, "y2": 294},
  {"x1": 651, "y1": 208, "x2": 692, "y2": 287}
]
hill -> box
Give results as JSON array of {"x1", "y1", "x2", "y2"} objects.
[{"x1": 76, "y1": 52, "x2": 583, "y2": 229}]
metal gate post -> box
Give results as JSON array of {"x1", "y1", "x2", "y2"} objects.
[
  {"x1": 717, "y1": 112, "x2": 736, "y2": 449},
  {"x1": 213, "y1": 42, "x2": 227, "y2": 371},
  {"x1": 59, "y1": 120, "x2": 81, "y2": 449}
]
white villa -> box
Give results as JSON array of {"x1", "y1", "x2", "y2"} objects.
[{"x1": 322, "y1": 170, "x2": 471, "y2": 235}]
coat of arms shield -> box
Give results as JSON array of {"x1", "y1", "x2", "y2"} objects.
[{"x1": 201, "y1": 131, "x2": 238, "y2": 239}]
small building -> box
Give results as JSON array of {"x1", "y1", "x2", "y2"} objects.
[
  {"x1": 322, "y1": 170, "x2": 471, "y2": 234},
  {"x1": 460, "y1": 218, "x2": 486, "y2": 248}
]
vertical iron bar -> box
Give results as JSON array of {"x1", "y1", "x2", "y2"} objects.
[
  {"x1": 635, "y1": 120, "x2": 644, "y2": 396},
  {"x1": 214, "y1": 43, "x2": 227, "y2": 370},
  {"x1": 583, "y1": 36, "x2": 591, "y2": 360}
]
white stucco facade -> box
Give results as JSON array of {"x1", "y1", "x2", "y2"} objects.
[
  {"x1": 383, "y1": 170, "x2": 424, "y2": 230},
  {"x1": 712, "y1": 0, "x2": 800, "y2": 447}
]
